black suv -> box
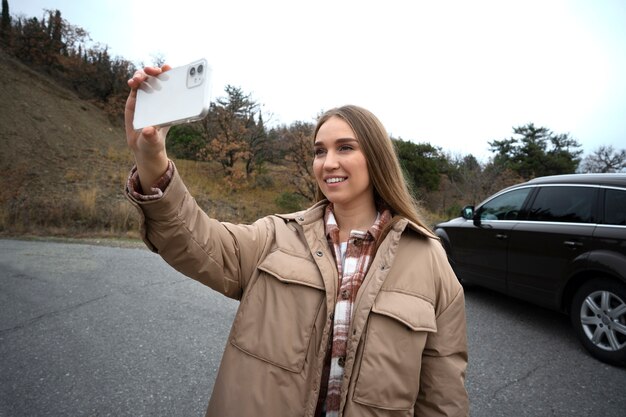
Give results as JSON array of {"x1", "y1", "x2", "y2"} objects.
[{"x1": 435, "y1": 173, "x2": 626, "y2": 365}]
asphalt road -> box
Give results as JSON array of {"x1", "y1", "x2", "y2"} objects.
[{"x1": 1, "y1": 239, "x2": 625, "y2": 417}]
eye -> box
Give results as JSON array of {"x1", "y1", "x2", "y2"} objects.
[
  {"x1": 314, "y1": 148, "x2": 326, "y2": 156},
  {"x1": 338, "y1": 144, "x2": 354, "y2": 152}
]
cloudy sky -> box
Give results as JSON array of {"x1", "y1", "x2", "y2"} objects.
[{"x1": 12, "y1": 0, "x2": 626, "y2": 161}]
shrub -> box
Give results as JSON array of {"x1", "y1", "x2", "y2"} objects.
[{"x1": 275, "y1": 192, "x2": 306, "y2": 212}]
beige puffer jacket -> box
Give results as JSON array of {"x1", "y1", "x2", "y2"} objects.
[{"x1": 127, "y1": 164, "x2": 469, "y2": 417}]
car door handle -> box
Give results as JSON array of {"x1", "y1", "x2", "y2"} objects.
[
  {"x1": 496, "y1": 234, "x2": 508, "y2": 240},
  {"x1": 563, "y1": 240, "x2": 583, "y2": 248}
]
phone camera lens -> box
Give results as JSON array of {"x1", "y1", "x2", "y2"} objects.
[
  {"x1": 197, "y1": 64, "x2": 204, "y2": 74},
  {"x1": 189, "y1": 67, "x2": 196, "y2": 76}
]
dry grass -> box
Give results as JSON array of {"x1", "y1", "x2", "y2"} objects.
[
  {"x1": 175, "y1": 159, "x2": 305, "y2": 224},
  {"x1": 78, "y1": 189, "x2": 97, "y2": 218},
  {"x1": 0, "y1": 151, "x2": 306, "y2": 238}
]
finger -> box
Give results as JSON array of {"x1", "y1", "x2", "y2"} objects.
[
  {"x1": 124, "y1": 92, "x2": 138, "y2": 136},
  {"x1": 130, "y1": 64, "x2": 171, "y2": 88},
  {"x1": 144, "y1": 66, "x2": 165, "y2": 76},
  {"x1": 143, "y1": 63, "x2": 172, "y2": 76},
  {"x1": 127, "y1": 69, "x2": 148, "y2": 89},
  {"x1": 124, "y1": 77, "x2": 141, "y2": 135}
]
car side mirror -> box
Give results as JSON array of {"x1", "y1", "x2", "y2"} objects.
[
  {"x1": 462, "y1": 205, "x2": 482, "y2": 226},
  {"x1": 461, "y1": 206, "x2": 474, "y2": 220}
]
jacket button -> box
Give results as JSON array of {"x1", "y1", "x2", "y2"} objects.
[
  {"x1": 298, "y1": 216, "x2": 304, "y2": 222},
  {"x1": 338, "y1": 356, "x2": 346, "y2": 367},
  {"x1": 316, "y1": 251, "x2": 323, "y2": 257}
]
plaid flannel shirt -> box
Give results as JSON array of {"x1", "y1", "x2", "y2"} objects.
[{"x1": 318, "y1": 204, "x2": 390, "y2": 417}]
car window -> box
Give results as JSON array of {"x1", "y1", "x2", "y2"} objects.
[
  {"x1": 604, "y1": 188, "x2": 626, "y2": 225},
  {"x1": 477, "y1": 188, "x2": 532, "y2": 221},
  {"x1": 527, "y1": 186, "x2": 595, "y2": 223}
]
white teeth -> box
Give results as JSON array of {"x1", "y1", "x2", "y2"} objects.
[{"x1": 326, "y1": 177, "x2": 346, "y2": 184}]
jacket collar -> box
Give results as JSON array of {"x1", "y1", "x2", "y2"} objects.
[
  {"x1": 395, "y1": 217, "x2": 438, "y2": 240},
  {"x1": 275, "y1": 200, "x2": 328, "y2": 225},
  {"x1": 277, "y1": 200, "x2": 438, "y2": 240}
]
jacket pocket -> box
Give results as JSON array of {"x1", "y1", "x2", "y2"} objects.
[
  {"x1": 353, "y1": 291, "x2": 436, "y2": 411},
  {"x1": 231, "y1": 249, "x2": 325, "y2": 373}
]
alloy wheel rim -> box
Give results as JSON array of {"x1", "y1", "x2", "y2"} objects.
[{"x1": 580, "y1": 290, "x2": 626, "y2": 352}]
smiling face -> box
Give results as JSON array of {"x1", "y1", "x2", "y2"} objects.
[{"x1": 313, "y1": 116, "x2": 374, "y2": 211}]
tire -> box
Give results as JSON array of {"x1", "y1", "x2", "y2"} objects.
[{"x1": 570, "y1": 278, "x2": 626, "y2": 366}]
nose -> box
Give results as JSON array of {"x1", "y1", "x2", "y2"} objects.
[{"x1": 323, "y1": 150, "x2": 340, "y2": 170}]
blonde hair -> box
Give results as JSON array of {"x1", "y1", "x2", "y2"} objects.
[{"x1": 314, "y1": 105, "x2": 432, "y2": 236}]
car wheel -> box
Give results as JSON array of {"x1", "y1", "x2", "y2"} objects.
[{"x1": 571, "y1": 278, "x2": 626, "y2": 366}]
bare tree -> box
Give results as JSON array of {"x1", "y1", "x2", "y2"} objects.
[
  {"x1": 150, "y1": 52, "x2": 166, "y2": 67},
  {"x1": 579, "y1": 145, "x2": 626, "y2": 173},
  {"x1": 198, "y1": 86, "x2": 254, "y2": 175},
  {"x1": 198, "y1": 85, "x2": 269, "y2": 179},
  {"x1": 282, "y1": 121, "x2": 316, "y2": 201}
]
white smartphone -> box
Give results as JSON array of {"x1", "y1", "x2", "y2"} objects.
[{"x1": 133, "y1": 58, "x2": 212, "y2": 130}]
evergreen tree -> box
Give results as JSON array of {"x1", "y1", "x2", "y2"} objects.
[
  {"x1": 1, "y1": 0, "x2": 10, "y2": 45},
  {"x1": 393, "y1": 139, "x2": 445, "y2": 195},
  {"x1": 50, "y1": 10, "x2": 64, "y2": 55},
  {"x1": 489, "y1": 123, "x2": 582, "y2": 179}
]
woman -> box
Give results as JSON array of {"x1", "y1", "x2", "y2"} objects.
[{"x1": 125, "y1": 66, "x2": 469, "y2": 417}]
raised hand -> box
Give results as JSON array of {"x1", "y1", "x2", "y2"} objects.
[{"x1": 125, "y1": 65, "x2": 172, "y2": 193}]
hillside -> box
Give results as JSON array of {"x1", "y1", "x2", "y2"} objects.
[
  {"x1": 0, "y1": 48, "x2": 134, "y2": 234},
  {"x1": 0, "y1": 49, "x2": 295, "y2": 238}
]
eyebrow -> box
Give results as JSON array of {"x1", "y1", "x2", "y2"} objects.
[{"x1": 313, "y1": 137, "x2": 358, "y2": 147}]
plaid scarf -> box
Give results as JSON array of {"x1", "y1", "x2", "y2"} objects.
[{"x1": 318, "y1": 204, "x2": 391, "y2": 416}]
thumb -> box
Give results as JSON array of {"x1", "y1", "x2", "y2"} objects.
[
  {"x1": 141, "y1": 127, "x2": 165, "y2": 151},
  {"x1": 142, "y1": 126, "x2": 159, "y2": 143},
  {"x1": 141, "y1": 125, "x2": 170, "y2": 144}
]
